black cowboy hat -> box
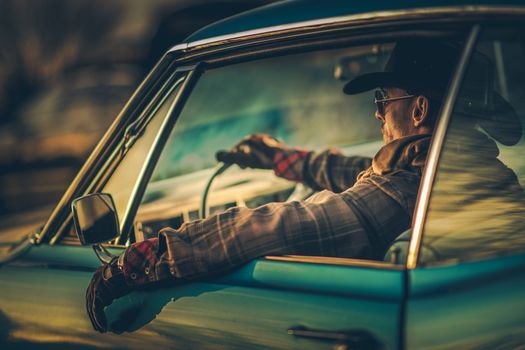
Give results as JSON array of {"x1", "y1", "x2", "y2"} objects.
[{"x1": 344, "y1": 38, "x2": 522, "y2": 146}]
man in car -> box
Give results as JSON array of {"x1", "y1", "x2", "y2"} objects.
[{"x1": 85, "y1": 39, "x2": 459, "y2": 332}]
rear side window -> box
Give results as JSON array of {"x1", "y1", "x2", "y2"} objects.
[{"x1": 422, "y1": 25, "x2": 525, "y2": 264}]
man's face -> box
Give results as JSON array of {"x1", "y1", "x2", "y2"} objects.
[{"x1": 375, "y1": 87, "x2": 416, "y2": 143}]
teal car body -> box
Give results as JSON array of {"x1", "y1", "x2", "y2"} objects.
[{"x1": 2, "y1": 1, "x2": 525, "y2": 349}]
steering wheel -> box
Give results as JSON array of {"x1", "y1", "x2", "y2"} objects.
[
  {"x1": 200, "y1": 162, "x2": 314, "y2": 219},
  {"x1": 200, "y1": 163, "x2": 232, "y2": 219}
]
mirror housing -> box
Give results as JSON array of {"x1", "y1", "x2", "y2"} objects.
[{"x1": 72, "y1": 193, "x2": 120, "y2": 245}]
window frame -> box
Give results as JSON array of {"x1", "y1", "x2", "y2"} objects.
[
  {"x1": 45, "y1": 64, "x2": 195, "y2": 246},
  {"x1": 98, "y1": 72, "x2": 191, "y2": 244},
  {"x1": 42, "y1": 15, "x2": 483, "y2": 271},
  {"x1": 116, "y1": 25, "x2": 472, "y2": 270},
  {"x1": 113, "y1": 67, "x2": 200, "y2": 245}
]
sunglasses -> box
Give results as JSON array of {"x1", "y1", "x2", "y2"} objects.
[{"x1": 374, "y1": 89, "x2": 415, "y2": 115}]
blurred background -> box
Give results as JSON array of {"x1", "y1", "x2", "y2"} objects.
[{"x1": 0, "y1": 0, "x2": 273, "y2": 220}]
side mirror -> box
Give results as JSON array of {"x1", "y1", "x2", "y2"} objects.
[
  {"x1": 72, "y1": 193, "x2": 120, "y2": 245},
  {"x1": 72, "y1": 193, "x2": 120, "y2": 263}
]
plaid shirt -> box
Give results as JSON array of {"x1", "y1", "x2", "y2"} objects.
[{"x1": 121, "y1": 146, "x2": 421, "y2": 286}]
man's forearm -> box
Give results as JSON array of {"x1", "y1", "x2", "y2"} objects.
[
  {"x1": 272, "y1": 147, "x2": 372, "y2": 192},
  {"x1": 302, "y1": 149, "x2": 372, "y2": 192},
  {"x1": 118, "y1": 181, "x2": 409, "y2": 286}
]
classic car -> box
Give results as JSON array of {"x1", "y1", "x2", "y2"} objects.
[{"x1": 2, "y1": 0, "x2": 525, "y2": 349}]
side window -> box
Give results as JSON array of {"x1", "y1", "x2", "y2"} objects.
[
  {"x1": 422, "y1": 25, "x2": 525, "y2": 264},
  {"x1": 133, "y1": 45, "x2": 390, "y2": 242}
]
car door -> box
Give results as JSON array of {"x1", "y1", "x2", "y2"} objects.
[
  {"x1": 91, "y1": 26, "x2": 473, "y2": 348},
  {"x1": 405, "y1": 23, "x2": 525, "y2": 349},
  {"x1": 100, "y1": 39, "x2": 412, "y2": 350}
]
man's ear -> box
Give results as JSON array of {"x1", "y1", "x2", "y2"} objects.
[{"x1": 412, "y1": 96, "x2": 430, "y2": 127}]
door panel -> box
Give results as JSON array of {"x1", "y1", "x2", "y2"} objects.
[
  {"x1": 0, "y1": 245, "x2": 403, "y2": 349},
  {"x1": 107, "y1": 259, "x2": 403, "y2": 349},
  {"x1": 406, "y1": 253, "x2": 525, "y2": 349}
]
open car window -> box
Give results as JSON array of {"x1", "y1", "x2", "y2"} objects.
[
  {"x1": 61, "y1": 33, "x2": 467, "y2": 263},
  {"x1": 133, "y1": 45, "x2": 389, "y2": 242}
]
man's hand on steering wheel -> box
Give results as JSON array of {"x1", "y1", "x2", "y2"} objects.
[
  {"x1": 215, "y1": 134, "x2": 287, "y2": 169},
  {"x1": 216, "y1": 133, "x2": 310, "y2": 183}
]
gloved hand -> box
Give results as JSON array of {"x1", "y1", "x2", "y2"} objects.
[
  {"x1": 215, "y1": 134, "x2": 287, "y2": 169},
  {"x1": 86, "y1": 257, "x2": 131, "y2": 333}
]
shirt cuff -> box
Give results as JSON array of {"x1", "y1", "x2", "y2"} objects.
[
  {"x1": 121, "y1": 237, "x2": 173, "y2": 286},
  {"x1": 273, "y1": 148, "x2": 310, "y2": 182}
]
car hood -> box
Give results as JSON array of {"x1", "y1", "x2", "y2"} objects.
[{"x1": 0, "y1": 205, "x2": 54, "y2": 244}]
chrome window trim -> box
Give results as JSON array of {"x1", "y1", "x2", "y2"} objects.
[
  {"x1": 87, "y1": 73, "x2": 185, "y2": 195},
  {"x1": 170, "y1": 43, "x2": 188, "y2": 52},
  {"x1": 265, "y1": 255, "x2": 403, "y2": 270},
  {"x1": 406, "y1": 25, "x2": 482, "y2": 269},
  {"x1": 116, "y1": 65, "x2": 201, "y2": 245},
  {"x1": 114, "y1": 75, "x2": 187, "y2": 243},
  {"x1": 169, "y1": 6, "x2": 525, "y2": 54}
]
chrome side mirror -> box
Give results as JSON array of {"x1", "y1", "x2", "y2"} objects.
[{"x1": 72, "y1": 193, "x2": 120, "y2": 263}]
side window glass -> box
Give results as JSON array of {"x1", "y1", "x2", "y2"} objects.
[
  {"x1": 101, "y1": 75, "x2": 185, "y2": 232},
  {"x1": 134, "y1": 45, "x2": 390, "y2": 242},
  {"x1": 422, "y1": 25, "x2": 525, "y2": 264}
]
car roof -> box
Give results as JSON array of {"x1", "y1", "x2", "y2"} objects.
[{"x1": 182, "y1": 0, "x2": 525, "y2": 47}]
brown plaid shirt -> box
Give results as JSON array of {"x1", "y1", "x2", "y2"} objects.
[{"x1": 122, "y1": 140, "x2": 426, "y2": 286}]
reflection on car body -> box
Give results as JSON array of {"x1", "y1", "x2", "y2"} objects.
[{"x1": 2, "y1": 1, "x2": 525, "y2": 349}]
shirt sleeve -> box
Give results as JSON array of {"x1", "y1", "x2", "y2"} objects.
[
  {"x1": 121, "y1": 177, "x2": 412, "y2": 286},
  {"x1": 272, "y1": 147, "x2": 372, "y2": 192},
  {"x1": 303, "y1": 149, "x2": 372, "y2": 193}
]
